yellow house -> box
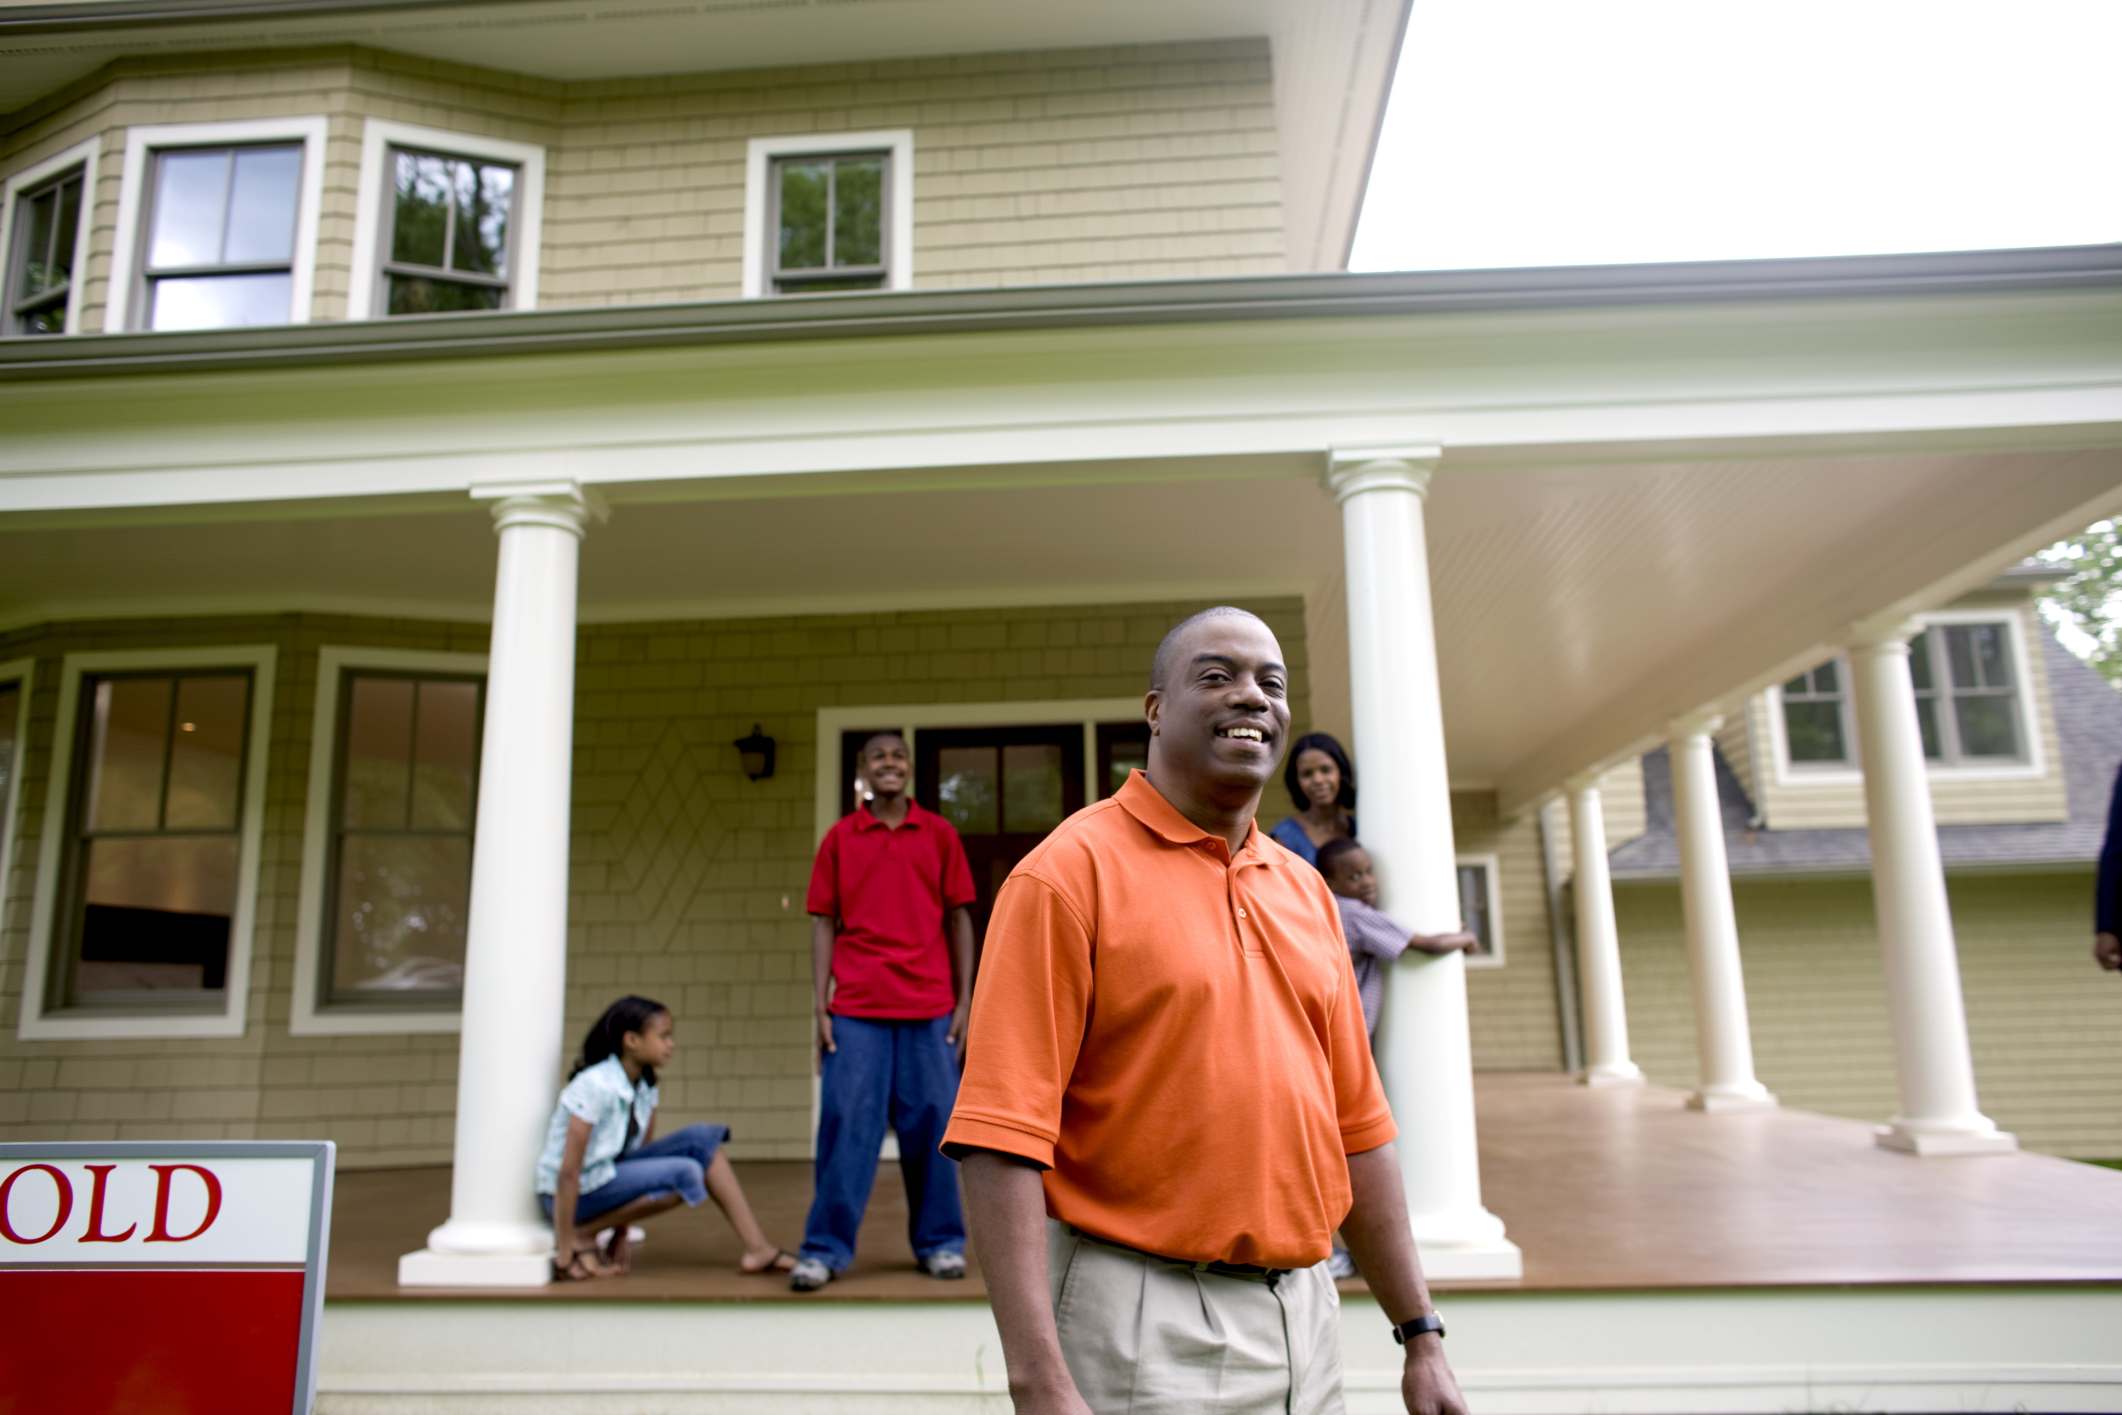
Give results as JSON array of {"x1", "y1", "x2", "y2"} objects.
[{"x1": 2, "y1": 2, "x2": 2120, "y2": 1409}]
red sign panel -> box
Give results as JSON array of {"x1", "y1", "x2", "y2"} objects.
[{"x1": 0, "y1": 1142, "x2": 334, "y2": 1415}]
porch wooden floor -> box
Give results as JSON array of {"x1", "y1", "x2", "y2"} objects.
[{"x1": 325, "y1": 1072, "x2": 2122, "y2": 1302}]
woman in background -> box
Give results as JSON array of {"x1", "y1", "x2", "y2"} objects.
[{"x1": 1269, "y1": 730, "x2": 1357, "y2": 867}]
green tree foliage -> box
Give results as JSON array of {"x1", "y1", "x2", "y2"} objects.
[{"x1": 2038, "y1": 518, "x2": 2122, "y2": 683}]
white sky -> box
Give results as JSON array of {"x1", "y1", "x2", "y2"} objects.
[{"x1": 1349, "y1": 0, "x2": 2122, "y2": 271}]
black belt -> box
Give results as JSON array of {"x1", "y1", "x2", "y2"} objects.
[{"x1": 1067, "y1": 1225, "x2": 1292, "y2": 1285}]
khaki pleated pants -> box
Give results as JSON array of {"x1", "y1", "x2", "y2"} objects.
[{"x1": 1046, "y1": 1220, "x2": 1346, "y2": 1415}]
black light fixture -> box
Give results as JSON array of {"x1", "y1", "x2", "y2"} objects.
[{"x1": 734, "y1": 723, "x2": 776, "y2": 782}]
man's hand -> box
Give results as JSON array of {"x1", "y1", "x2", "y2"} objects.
[
  {"x1": 947, "y1": 998, "x2": 972, "y2": 1048},
  {"x1": 816, "y1": 1009, "x2": 836, "y2": 1060},
  {"x1": 1403, "y1": 1340, "x2": 1468, "y2": 1415},
  {"x1": 2097, "y1": 932, "x2": 2122, "y2": 971}
]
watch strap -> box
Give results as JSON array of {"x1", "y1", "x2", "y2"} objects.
[{"x1": 1389, "y1": 1311, "x2": 1445, "y2": 1344}]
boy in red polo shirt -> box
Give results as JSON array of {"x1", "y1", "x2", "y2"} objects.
[{"x1": 790, "y1": 731, "x2": 977, "y2": 1291}]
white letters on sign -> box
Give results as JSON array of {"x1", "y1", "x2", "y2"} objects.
[{"x1": 0, "y1": 1157, "x2": 314, "y2": 1265}]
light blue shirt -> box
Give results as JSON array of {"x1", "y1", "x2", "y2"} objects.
[{"x1": 533, "y1": 1056, "x2": 658, "y2": 1196}]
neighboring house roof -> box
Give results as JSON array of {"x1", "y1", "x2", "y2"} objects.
[{"x1": 1609, "y1": 628, "x2": 2122, "y2": 881}]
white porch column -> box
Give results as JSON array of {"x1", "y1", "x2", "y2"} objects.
[
  {"x1": 400, "y1": 483, "x2": 603, "y2": 1286},
  {"x1": 1847, "y1": 620, "x2": 2016, "y2": 1156},
  {"x1": 1327, "y1": 445, "x2": 1521, "y2": 1280},
  {"x1": 1669, "y1": 714, "x2": 1775, "y2": 1112},
  {"x1": 1566, "y1": 776, "x2": 1642, "y2": 1087}
]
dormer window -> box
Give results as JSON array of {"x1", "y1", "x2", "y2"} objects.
[{"x1": 744, "y1": 131, "x2": 913, "y2": 298}]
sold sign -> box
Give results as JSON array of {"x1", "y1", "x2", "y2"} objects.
[{"x1": 0, "y1": 1142, "x2": 333, "y2": 1415}]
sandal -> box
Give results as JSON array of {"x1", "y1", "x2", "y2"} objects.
[{"x1": 741, "y1": 1247, "x2": 799, "y2": 1276}]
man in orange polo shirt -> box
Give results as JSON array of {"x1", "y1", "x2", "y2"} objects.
[{"x1": 944, "y1": 607, "x2": 1467, "y2": 1415}]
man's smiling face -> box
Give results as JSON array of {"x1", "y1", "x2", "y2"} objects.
[{"x1": 1147, "y1": 613, "x2": 1292, "y2": 798}]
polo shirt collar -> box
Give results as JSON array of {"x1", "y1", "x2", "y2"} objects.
[
  {"x1": 853, "y1": 798, "x2": 930, "y2": 832},
  {"x1": 1115, "y1": 769, "x2": 1266, "y2": 863}
]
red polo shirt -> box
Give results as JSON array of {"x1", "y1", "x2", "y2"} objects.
[{"x1": 806, "y1": 799, "x2": 976, "y2": 1020}]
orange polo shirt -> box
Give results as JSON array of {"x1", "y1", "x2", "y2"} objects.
[{"x1": 942, "y1": 770, "x2": 1396, "y2": 1269}]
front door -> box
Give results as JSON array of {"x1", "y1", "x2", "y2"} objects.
[{"x1": 914, "y1": 725, "x2": 1085, "y2": 960}]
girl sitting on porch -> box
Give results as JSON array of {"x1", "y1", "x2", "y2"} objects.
[{"x1": 534, "y1": 994, "x2": 798, "y2": 1282}]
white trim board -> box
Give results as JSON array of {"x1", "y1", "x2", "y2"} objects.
[
  {"x1": 0, "y1": 658, "x2": 35, "y2": 958},
  {"x1": 289, "y1": 646, "x2": 488, "y2": 1036},
  {"x1": 103, "y1": 116, "x2": 329, "y2": 333},
  {"x1": 18, "y1": 644, "x2": 277, "y2": 1040},
  {"x1": 742, "y1": 130, "x2": 914, "y2": 299},
  {"x1": 0, "y1": 137, "x2": 101, "y2": 335},
  {"x1": 344, "y1": 120, "x2": 546, "y2": 321}
]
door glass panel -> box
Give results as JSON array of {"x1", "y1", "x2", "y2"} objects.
[
  {"x1": 86, "y1": 677, "x2": 171, "y2": 832},
  {"x1": 74, "y1": 835, "x2": 238, "y2": 994},
  {"x1": 1001, "y1": 743, "x2": 1064, "y2": 833},
  {"x1": 410, "y1": 680, "x2": 479, "y2": 830},
  {"x1": 342, "y1": 676, "x2": 414, "y2": 829},
  {"x1": 935, "y1": 746, "x2": 998, "y2": 835},
  {"x1": 332, "y1": 834, "x2": 469, "y2": 993},
  {"x1": 164, "y1": 675, "x2": 247, "y2": 830}
]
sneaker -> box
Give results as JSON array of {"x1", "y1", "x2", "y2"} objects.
[
  {"x1": 921, "y1": 1250, "x2": 968, "y2": 1280},
  {"x1": 789, "y1": 1256, "x2": 833, "y2": 1292},
  {"x1": 1325, "y1": 1248, "x2": 1358, "y2": 1280}
]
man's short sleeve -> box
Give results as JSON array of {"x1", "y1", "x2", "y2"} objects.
[
  {"x1": 804, "y1": 822, "x2": 840, "y2": 918},
  {"x1": 936, "y1": 820, "x2": 977, "y2": 911},
  {"x1": 1324, "y1": 908, "x2": 1398, "y2": 1155},
  {"x1": 941, "y1": 871, "x2": 1093, "y2": 1167}
]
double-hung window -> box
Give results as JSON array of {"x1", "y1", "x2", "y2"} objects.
[
  {"x1": 1456, "y1": 856, "x2": 1505, "y2": 968},
  {"x1": 346, "y1": 122, "x2": 544, "y2": 319},
  {"x1": 1909, "y1": 620, "x2": 2026, "y2": 764},
  {"x1": 1, "y1": 139, "x2": 98, "y2": 336},
  {"x1": 292, "y1": 649, "x2": 487, "y2": 1034},
  {"x1": 745, "y1": 131, "x2": 912, "y2": 297},
  {"x1": 107, "y1": 118, "x2": 325, "y2": 332},
  {"x1": 1775, "y1": 616, "x2": 2031, "y2": 772},
  {"x1": 1779, "y1": 661, "x2": 1854, "y2": 767}
]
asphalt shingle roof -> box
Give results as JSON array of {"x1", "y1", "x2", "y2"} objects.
[{"x1": 1606, "y1": 628, "x2": 2122, "y2": 880}]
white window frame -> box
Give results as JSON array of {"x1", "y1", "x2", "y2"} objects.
[
  {"x1": 1457, "y1": 852, "x2": 1505, "y2": 969},
  {"x1": 290, "y1": 646, "x2": 487, "y2": 1036},
  {"x1": 742, "y1": 129, "x2": 914, "y2": 299},
  {"x1": 104, "y1": 116, "x2": 327, "y2": 333},
  {"x1": 0, "y1": 658, "x2": 35, "y2": 949},
  {"x1": 0, "y1": 137, "x2": 100, "y2": 336},
  {"x1": 1767, "y1": 609, "x2": 2045, "y2": 787},
  {"x1": 18, "y1": 645, "x2": 277, "y2": 1040},
  {"x1": 345, "y1": 120, "x2": 545, "y2": 321}
]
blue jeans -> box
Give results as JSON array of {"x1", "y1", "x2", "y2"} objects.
[
  {"x1": 540, "y1": 1122, "x2": 729, "y2": 1226},
  {"x1": 802, "y1": 1014, "x2": 966, "y2": 1272}
]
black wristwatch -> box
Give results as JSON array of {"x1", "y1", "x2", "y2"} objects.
[{"x1": 1389, "y1": 1311, "x2": 1445, "y2": 1345}]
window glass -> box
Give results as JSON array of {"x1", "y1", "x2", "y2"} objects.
[
  {"x1": 1780, "y1": 659, "x2": 1851, "y2": 765},
  {"x1": 1001, "y1": 743, "x2": 1065, "y2": 834},
  {"x1": 1934, "y1": 623, "x2": 2021, "y2": 759},
  {"x1": 1456, "y1": 864, "x2": 1494, "y2": 958},
  {"x1": 381, "y1": 147, "x2": 517, "y2": 316},
  {"x1": 65, "y1": 670, "x2": 252, "y2": 1006},
  {"x1": 223, "y1": 147, "x2": 301, "y2": 263},
  {"x1": 771, "y1": 151, "x2": 888, "y2": 293},
  {"x1": 326, "y1": 673, "x2": 482, "y2": 1002},
  {"x1": 8, "y1": 167, "x2": 85, "y2": 335},
  {"x1": 0, "y1": 682, "x2": 18, "y2": 866},
  {"x1": 141, "y1": 143, "x2": 302, "y2": 330},
  {"x1": 935, "y1": 746, "x2": 998, "y2": 835}
]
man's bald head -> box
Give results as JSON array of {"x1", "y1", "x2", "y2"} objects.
[{"x1": 1150, "y1": 606, "x2": 1269, "y2": 691}]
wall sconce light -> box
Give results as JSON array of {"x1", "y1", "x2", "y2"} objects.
[{"x1": 734, "y1": 723, "x2": 776, "y2": 782}]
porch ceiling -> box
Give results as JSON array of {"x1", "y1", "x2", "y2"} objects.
[{"x1": 9, "y1": 441, "x2": 2119, "y2": 805}]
